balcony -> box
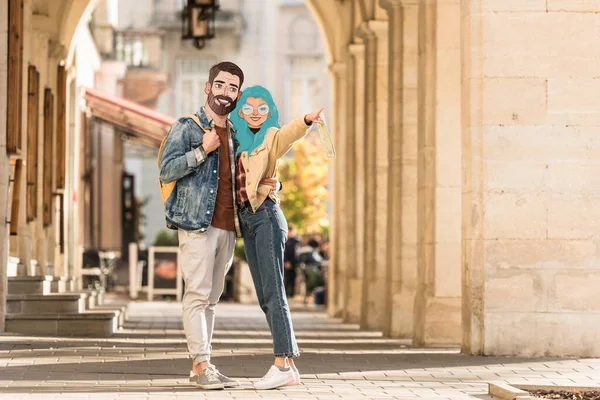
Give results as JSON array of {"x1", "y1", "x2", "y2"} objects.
[
  {"x1": 92, "y1": 25, "x2": 169, "y2": 108},
  {"x1": 151, "y1": 9, "x2": 182, "y2": 28},
  {"x1": 93, "y1": 24, "x2": 165, "y2": 69}
]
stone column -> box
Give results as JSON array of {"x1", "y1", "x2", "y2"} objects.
[
  {"x1": 66, "y1": 73, "x2": 77, "y2": 280},
  {"x1": 341, "y1": 49, "x2": 356, "y2": 324},
  {"x1": 327, "y1": 60, "x2": 348, "y2": 317},
  {"x1": 431, "y1": 0, "x2": 462, "y2": 345},
  {"x1": 16, "y1": 0, "x2": 33, "y2": 275},
  {"x1": 414, "y1": 0, "x2": 462, "y2": 346},
  {"x1": 47, "y1": 40, "x2": 66, "y2": 278},
  {"x1": 356, "y1": 20, "x2": 390, "y2": 331},
  {"x1": 379, "y1": 0, "x2": 419, "y2": 338},
  {"x1": 32, "y1": 32, "x2": 49, "y2": 276},
  {"x1": 345, "y1": 42, "x2": 365, "y2": 324},
  {"x1": 0, "y1": 0, "x2": 10, "y2": 330}
]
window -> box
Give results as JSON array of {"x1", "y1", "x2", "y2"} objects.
[
  {"x1": 115, "y1": 32, "x2": 154, "y2": 67},
  {"x1": 175, "y1": 58, "x2": 215, "y2": 116}
]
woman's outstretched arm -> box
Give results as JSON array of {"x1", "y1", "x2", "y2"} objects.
[{"x1": 273, "y1": 108, "x2": 324, "y2": 159}]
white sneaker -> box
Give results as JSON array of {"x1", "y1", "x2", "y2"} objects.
[
  {"x1": 284, "y1": 364, "x2": 301, "y2": 386},
  {"x1": 254, "y1": 365, "x2": 296, "y2": 390}
]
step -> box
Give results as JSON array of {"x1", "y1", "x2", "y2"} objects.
[
  {"x1": 5, "y1": 311, "x2": 119, "y2": 337},
  {"x1": 7, "y1": 257, "x2": 20, "y2": 276},
  {"x1": 69, "y1": 290, "x2": 99, "y2": 310},
  {"x1": 51, "y1": 276, "x2": 80, "y2": 293},
  {"x1": 92, "y1": 304, "x2": 128, "y2": 327},
  {"x1": 7, "y1": 293, "x2": 86, "y2": 314},
  {"x1": 8, "y1": 276, "x2": 52, "y2": 295},
  {"x1": 50, "y1": 277, "x2": 69, "y2": 293}
]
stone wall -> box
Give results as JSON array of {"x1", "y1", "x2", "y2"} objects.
[{"x1": 462, "y1": 0, "x2": 600, "y2": 357}]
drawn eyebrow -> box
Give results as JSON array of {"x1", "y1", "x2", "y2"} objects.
[{"x1": 214, "y1": 80, "x2": 238, "y2": 89}]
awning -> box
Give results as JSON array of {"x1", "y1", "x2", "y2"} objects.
[{"x1": 84, "y1": 88, "x2": 175, "y2": 149}]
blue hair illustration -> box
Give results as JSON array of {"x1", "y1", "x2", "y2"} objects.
[{"x1": 231, "y1": 85, "x2": 281, "y2": 156}]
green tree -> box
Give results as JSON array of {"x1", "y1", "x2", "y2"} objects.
[{"x1": 152, "y1": 229, "x2": 178, "y2": 246}]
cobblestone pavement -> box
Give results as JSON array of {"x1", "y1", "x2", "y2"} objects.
[{"x1": 0, "y1": 301, "x2": 599, "y2": 399}]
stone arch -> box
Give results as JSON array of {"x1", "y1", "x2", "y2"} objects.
[
  {"x1": 61, "y1": 0, "x2": 100, "y2": 57},
  {"x1": 304, "y1": 0, "x2": 352, "y2": 65}
]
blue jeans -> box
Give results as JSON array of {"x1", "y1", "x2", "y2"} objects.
[{"x1": 239, "y1": 199, "x2": 300, "y2": 358}]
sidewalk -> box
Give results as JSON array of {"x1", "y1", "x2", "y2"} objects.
[{"x1": 0, "y1": 300, "x2": 598, "y2": 399}]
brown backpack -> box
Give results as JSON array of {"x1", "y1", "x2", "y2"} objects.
[{"x1": 157, "y1": 114, "x2": 209, "y2": 205}]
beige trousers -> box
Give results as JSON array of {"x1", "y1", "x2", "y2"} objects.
[{"x1": 178, "y1": 226, "x2": 235, "y2": 364}]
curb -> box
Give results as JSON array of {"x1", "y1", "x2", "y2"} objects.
[
  {"x1": 489, "y1": 382, "x2": 600, "y2": 400},
  {"x1": 489, "y1": 382, "x2": 538, "y2": 400}
]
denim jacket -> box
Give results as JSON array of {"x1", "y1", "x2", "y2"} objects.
[{"x1": 159, "y1": 107, "x2": 241, "y2": 237}]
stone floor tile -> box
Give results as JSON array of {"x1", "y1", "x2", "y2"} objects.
[{"x1": 0, "y1": 300, "x2": 598, "y2": 399}]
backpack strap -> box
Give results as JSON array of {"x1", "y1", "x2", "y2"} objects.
[
  {"x1": 187, "y1": 114, "x2": 213, "y2": 133},
  {"x1": 187, "y1": 114, "x2": 202, "y2": 129}
]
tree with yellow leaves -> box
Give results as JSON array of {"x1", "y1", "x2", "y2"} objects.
[{"x1": 277, "y1": 131, "x2": 331, "y2": 236}]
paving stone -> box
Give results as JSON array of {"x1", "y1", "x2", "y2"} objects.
[{"x1": 0, "y1": 301, "x2": 598, "y2": 399}]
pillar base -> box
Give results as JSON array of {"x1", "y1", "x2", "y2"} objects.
[
  {"x1": 415, "y1": 296, "x2": 461, "y2": 346},
  {"x1": 343, "y1": 277, "x2": 362, "y2": 324},
  {"x1": 389, "y1": 291, "x2": 416, "y2": 338},
  {"x1": 361, "y1": 277, "x2": 388, "y2": 331}
]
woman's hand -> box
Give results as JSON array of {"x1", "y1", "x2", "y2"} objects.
[{"x1": 304, "y1": 108, "x2": 325, "y2": 125}]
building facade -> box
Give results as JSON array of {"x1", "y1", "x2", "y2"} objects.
[{"x1": 1, "y1": 0, "x2": 600, "y2": 356}]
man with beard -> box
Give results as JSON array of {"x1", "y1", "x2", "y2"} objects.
[{"x1": 160, "y1": 61, "x2": 276, "y2": 390}]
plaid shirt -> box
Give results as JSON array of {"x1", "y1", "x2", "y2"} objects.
[{"x1": 236, "y1": 156, "x2": 249, "y2": 205}]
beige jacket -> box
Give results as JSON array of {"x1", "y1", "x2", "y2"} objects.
[{"x1": 238, "y1": 117, "x2": 311, "y2": 212}]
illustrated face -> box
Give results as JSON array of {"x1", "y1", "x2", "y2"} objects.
[
  {"x1": 205, "y1": 71, "x2": 241, "y2": 116},
  {"x1": 239, "y1": 97, "x2": 270, "y2": 129}
]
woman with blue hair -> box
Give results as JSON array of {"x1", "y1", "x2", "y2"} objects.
[{"x1": 231, "y1": 85, "x2": 323, "y2": 390}]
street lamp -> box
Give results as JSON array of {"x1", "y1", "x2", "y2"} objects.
[{"x1": 181, "y1": 0, "x2": 220, "y2": 50}]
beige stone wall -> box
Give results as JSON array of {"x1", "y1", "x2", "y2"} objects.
[{"x1": 462, "y1": 0, "x2": 600, "y2": 356}]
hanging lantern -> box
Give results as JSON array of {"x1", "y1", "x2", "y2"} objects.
[{"x1": 181, "y1": 0, "x2": 220, "y2": 50}]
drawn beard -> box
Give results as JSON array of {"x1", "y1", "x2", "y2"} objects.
[{"x1": 208, "y1": 93, "x2": 237, "y2": 116}]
